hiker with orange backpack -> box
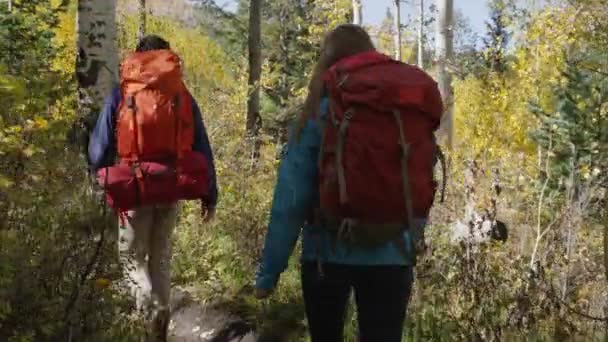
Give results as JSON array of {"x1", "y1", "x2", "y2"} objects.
[
  {"x1": 88, "y1": 35, "x2": 217, "y2": 341},
  {"x1": 255, "y1": 25, "x2": 443, "y2": 341}
]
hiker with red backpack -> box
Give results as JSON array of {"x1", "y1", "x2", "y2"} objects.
[
  {"x1": 255, "y1": 25, "x2": 443, "y2": 341},
  {"x1": 88, "y1": 35, "x2": 218, "y2": 341}
]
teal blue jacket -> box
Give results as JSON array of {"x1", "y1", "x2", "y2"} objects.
[{"x1": 255, "y1": 98, "x2": 427, "y2": 290}]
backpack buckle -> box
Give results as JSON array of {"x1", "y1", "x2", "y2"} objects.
[
  {"x1": 337, "y1": 74, "x2": 349, "y2": 88},
  {"x1": 126, "y1": 96, "x2": 135, "y2": 109},
  {"x1": 338, "y1": 218, "x2": 357, "y2": 243},
  {"x1": 131, "y1": 162, "x2": 143, "y2": 179},
  {"x1": 344, "y1": 108, "x2": 355, "y2": 120}
]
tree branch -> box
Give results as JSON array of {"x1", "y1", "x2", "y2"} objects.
[
  {"x1": 61, "y1": 210, "x2": 109, "y2": 338},
  {"x1": 549, "y1": 281, "x2": 608, "y2": 323}
]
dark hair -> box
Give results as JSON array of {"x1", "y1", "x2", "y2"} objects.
[
  {"x1": 321, "y1": 24, "x2": 375, "y2": 67},
  {"x1": 136, "y1": 35, "x2": 171, "y2": 52}
]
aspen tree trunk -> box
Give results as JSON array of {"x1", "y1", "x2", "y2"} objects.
[
  {"x1": 247, "y1": 0, "x2": 262, "y2": 161},
  {"x1": 393, "y1": 0, "x2": 401, "y2": 61},
  {"x1": 417, "y1": 0, "x2": 424, "y2": 68},
  {"x1": 76, "y1": 0, "x2": 118, "y2": 124},
  {"x1": 138, "y1": 0, "x2": 146, "y2": 42},
  {"x1": 73, "y1": 0, "x2": 118, "y2": 315},
  {"x1": 435, "y1": 0, "x2": 454, "y2": 149},
  {"x1": 352, "y1": 0, "x2": 362, "y2": 25}
]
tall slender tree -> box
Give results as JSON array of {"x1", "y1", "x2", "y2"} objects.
[
  {"x1": 138, "y1": 0, "x2": 146, "y2": 42},
  {"x1": 393, "y1": 0, "x2": 401, "y2": 61},
  {"x1": 352, "y1": 0, "x2": 362, "y2": 25},
  {"x1": 247, "y1": 0, "x2": 262, "y2": 160},
  {"x1": 435, "y1": 0, "x2": 454, "y2": 149},
  {"x1": 417, "y1": 0, "x2": 424, "y2": 68},
  {"x1": 76, "y1": 0, "x2": 118, "y2": 138},
  {"x1": 75, "y1": 0, "x2": 118, "y2": 292},
  {"x1": 482, "y1": 0, "x2": 512, "y2": 73}
]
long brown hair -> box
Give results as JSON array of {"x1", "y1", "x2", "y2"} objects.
[{"x1": 296, "y1": 24, "x2": 375, "y2": 140}]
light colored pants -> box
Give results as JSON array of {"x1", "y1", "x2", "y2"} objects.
[{"x1": 118, "y1": 204, "x2": 178, "y2": 340}]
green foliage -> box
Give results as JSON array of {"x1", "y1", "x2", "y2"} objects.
[
  {"x1": 442, "y1": 3, "x2": 608, "y2": 340},
  {"x1": 481, "y1": 0, "x2": 516, "y2": 73},
  {"x1": 0, "y1": 0, "x2": 60, "y2": 74},
  {"x1": 209, "y1": 0, "x2": 351, "y2": 140},
  {"x1": 0, "y1": 2, "x2": 142, "y2": 340},
  {"x1": 531, "y1": 59, "x2": 608, "y2": 209}
]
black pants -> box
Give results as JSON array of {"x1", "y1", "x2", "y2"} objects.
[{"x1": 301, "y1": 262, "x2": 414, "y2": 342}]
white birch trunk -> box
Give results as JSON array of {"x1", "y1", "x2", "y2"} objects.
[
  {"x1": 76, "y1": 0, "x2": 118, "y2": 112},
  {"x1": 435, "y1": 0, "x2": 454, "y2": 149},
  {"x1": 76, "y1": 0, "x2": 118, "y2": 193},
  {"x1": 352, "y1": 0, "x2": 362, "y2": 26},
  {"x1": 393, "y1": 0, "x2": 401, "y2": 61},
  {"x1": 417, "y1": 0, "x2": 424, "y2": 68},
  {"x1": 138, "y1": 0, "x2": 146, "y2": 42}
]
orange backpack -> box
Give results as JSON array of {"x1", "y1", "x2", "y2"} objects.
[
  {"x1": 97, "y1": 50, "x2": 210, "y2": 212},
  {"x1": 116, "y1": 49, "x2": 194, "y2": 161}
]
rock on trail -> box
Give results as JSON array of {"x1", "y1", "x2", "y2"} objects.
[{"x1": 168, "y1": 287, "x2": 257, "y2": 342}]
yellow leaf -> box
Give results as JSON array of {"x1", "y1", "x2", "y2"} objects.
[
  {"x1": 22, "y1": 146, "x2": 36, "y2": 157},
  {"x1": 34, "y1": 117, "x2": 49, "y2": 129},
  {"x1": 94, "y1": 278, "x2": 111, "y2": 290},
  {"x1": 0, "y1": 176, "x2": 14, "y2": 189}
]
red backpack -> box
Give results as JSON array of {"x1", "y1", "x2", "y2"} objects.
[
  {"x1": 317, "y1": 51, "x2": 443, "y2": 246},
  {"x1": 97, "y1": 50, "x2": 210, "y2": 212}
]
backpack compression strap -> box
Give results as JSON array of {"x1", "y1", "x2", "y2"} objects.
[
  {"x1": 394, "y1": 109, "x2": 428, "y2": 254},
  {"x1": 392, "y1": 110, "x2": 415, "y2": 230},
  {"x1": 336, "y1": 107, "x2": 355, "y2": 204}
]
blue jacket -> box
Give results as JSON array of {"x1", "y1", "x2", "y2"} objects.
[
  {"x1": 88, "y1": 87, "x2": 218, "y2": 207},
  {"x1": 255, "y1": 98, "x2": 427, "y2": 290}
]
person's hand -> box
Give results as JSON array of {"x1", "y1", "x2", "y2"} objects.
[
  {"x1": 201, "y1": 203, "x2": 216, "y2": 223},
  {"x1": 254, "y1": 287, "x2": 274, "y2": 300}
]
